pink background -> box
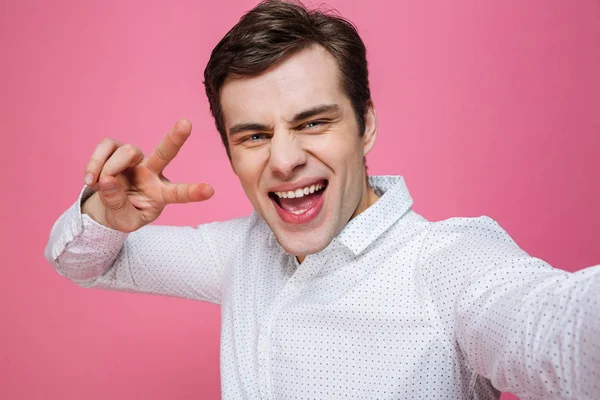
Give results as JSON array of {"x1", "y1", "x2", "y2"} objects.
[{"x1": 1, "y1": 0, "x2": 599, "y2": 399}]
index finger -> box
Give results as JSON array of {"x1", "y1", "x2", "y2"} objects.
[{"x1": 147, "y1": 118, "x2": 192, "y2": 174}]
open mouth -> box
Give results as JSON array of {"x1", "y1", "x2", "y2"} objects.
[{"x1": 268, "y1": 180, "x2": 328, "y2": 218}]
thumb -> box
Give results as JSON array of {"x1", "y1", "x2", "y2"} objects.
[
  {"x1": 161, "y1": 182, "x2": 215, "y2": 204},
  {"x1": 98, "y1": 176, "x2": 130, "y2": 212}
]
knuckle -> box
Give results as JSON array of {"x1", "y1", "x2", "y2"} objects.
[
  {"x1": 166, "y1": 133, "x2": 180, "y2": 148},
  {"x1": 168, "y1": 132, "x2": 185, "y2": 150},
  {"x1": 155, "y1": 145, "x2": 168, "y2": 161},
  {"x1": 121, "y1": 144, "x2": 138, "y2": 157},
  {"x1": 86, "y1": 157, "x2": 103, "y2": 171},
  {"x1": 171, "y1": 184, "x2": 181, "y2": 203}
]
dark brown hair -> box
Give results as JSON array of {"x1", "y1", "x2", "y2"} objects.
[{"x1": 203, "y1": 0, "x2": 371, "y2": 158}]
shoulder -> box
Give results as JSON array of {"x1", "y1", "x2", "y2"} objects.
[
  {"x1": 420, "y1": 215, "x2": 527, "y2": 268},
  {"x1": 195, "y1": 211, "x2": 271, "y2": 245},
  {"x1": 425, "y1": 215, "x2": 518, "y2": 249}
]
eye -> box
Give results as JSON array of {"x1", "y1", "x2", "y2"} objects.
[
  {"x1": 303, "y1": 121, "x2": 322, "y2": 129},
  {"x1": 247, "y1": 133, "x2": 267, "y2": 141}
]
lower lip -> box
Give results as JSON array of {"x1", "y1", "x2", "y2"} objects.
[{"x1": 272, "y1": 190, "x2": 326, "y2": 225}]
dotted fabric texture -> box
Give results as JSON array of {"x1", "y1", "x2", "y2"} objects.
[{"x1": 45, "y1": 176, "x2": 600, "y2": 399}]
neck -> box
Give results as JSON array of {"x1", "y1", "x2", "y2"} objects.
[{"x1": 295, "y1": 179, "x2": 379, "y2": 264}]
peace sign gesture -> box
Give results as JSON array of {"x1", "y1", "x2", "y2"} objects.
[{"x1": 81, "y1": 119, "x2": 214, "y2": 232}]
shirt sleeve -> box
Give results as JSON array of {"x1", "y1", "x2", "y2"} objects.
[
  {"x1": 419, "y1": 216, "x2": 600, "y2": 399},
  {"x1": 44, "y1": 185, "x2": 242, "y2": 305}
]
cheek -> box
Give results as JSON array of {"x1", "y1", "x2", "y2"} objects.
[
  {"x1": 315, "y1": 130, "x2": 363, "y2": 168},
  {"x1": 304, "y1": 126, "x2": 360, "y2": 155},
  {"x1": 231, "y1": 150, "x2": 269, "y2": 192}
]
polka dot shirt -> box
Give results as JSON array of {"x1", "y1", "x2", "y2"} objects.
[{"x1": 45, "y1": 176, "x2": 600, "y2": 399}]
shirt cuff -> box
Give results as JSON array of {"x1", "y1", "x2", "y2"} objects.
[{"x1": 44, "y1": 185, "x2": 129, "y2": 263}]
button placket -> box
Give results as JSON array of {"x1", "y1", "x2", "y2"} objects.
[
  {"x1": 256, "y1": 256, "x2": 313, "y2": 399},
  {"x1": 256, "y1": 258, "x2": 299, "y2": 399},
  {"x1": 257, "y1": 249, "x2": 336, "y2": 399},
  {"x1": 257, "y1": 324, "x2": 271, "y2": 399}
]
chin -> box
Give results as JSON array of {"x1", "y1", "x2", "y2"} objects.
[{"x1": 273, "y1": 229, "x2": 333, "y2": 258}]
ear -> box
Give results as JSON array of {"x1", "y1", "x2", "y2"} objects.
[
  {"x1": 362, "y1": 100, "x2": 377, "y2": 157},
  {"x1": 228, "y1": 151, "x2": 237, "y2": 175},
  {"x1": 230, "y1": 160, "x2": 238, "y2": 176}
]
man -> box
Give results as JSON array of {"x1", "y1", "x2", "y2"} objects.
[{"x1": 44, "y1": 1, "x2": 599, "y2": 399}]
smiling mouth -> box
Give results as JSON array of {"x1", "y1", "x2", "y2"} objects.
[{"x1": 269, "y1": 180, "x2": 328, "y2": 215}]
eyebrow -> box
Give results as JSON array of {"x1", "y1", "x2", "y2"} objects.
[
  {"x1": 227, "y1": 104, "x2": 340, "y2": 137},
  {"x1": 228, "y1": 122, "x2": 271, "y2": 137},
  {"x1": 289, "y1": 104, "x2": 340, "y2": 124}
]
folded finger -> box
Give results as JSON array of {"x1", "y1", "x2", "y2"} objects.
[
  {"x1": 99, "y1": 144, "x2": 145, "y2": 179},
  {"x1": 84, "y1": 138, "x2": 122, "y2": 186}
]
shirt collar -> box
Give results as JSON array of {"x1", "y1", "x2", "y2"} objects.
[
  {"x1": 268, "y1": 176, "x2": 413, "y2": 255},
  {"x1": 336, "y1": 175, "x2": 413, "y2": 256}
]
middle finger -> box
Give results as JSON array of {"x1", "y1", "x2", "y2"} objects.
[{"x1": 99, "y1": 144, "x2": 145, "y2": 180}]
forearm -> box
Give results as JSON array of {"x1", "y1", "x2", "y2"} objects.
[
  {"x1": 44, "y1": 185, "x2": 229, "y2": 303},
  {"x1": 457, "y1": 261, "x2": 600, "y2": 399},
  {"x1": 44, "y1": 185, "x2": 129, "y2": 284}
]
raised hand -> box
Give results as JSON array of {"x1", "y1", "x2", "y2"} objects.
[{"x1": 81, "y1": 119, "x2": 214, "y2": 232}]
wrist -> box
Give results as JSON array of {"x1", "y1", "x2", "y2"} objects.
[{"x1": 81, "y1": 192, "x2": 108, "y2": 227}]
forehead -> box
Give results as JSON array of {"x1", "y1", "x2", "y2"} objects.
[{"x1": 220, "y1": 45, "x2": 347, "y2": 126}]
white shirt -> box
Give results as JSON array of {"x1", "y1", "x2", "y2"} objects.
[{"x1": 44, "y1": 176, "x2": 600, "y2": 399}]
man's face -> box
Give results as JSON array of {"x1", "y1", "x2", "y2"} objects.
[{"x1": 220, "y1": 45, "x2": 377, "y2": 258}]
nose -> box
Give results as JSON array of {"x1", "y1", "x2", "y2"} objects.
[{"x1": 268, "y1": 130, "x2": 307, "y2": 179}]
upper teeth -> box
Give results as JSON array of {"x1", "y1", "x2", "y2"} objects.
[{"x1": 274, "y1": 182, "x2": 324, "y2": 199}]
